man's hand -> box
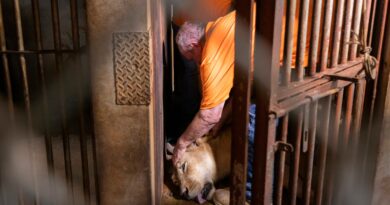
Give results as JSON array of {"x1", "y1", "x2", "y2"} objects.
[
  {"x1": 171, "y1": 102, "x2": 225, "y2": 165},
  {"x1": 172, "y1": 138, "x2": 190, "y2": 165}
]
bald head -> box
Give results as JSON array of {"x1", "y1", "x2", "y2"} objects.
[{"x1": 176, "y1": 22, "x2": 205, "y2": 63}]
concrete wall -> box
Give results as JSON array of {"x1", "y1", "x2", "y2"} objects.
[{"x1": 86, "y1": 0, "x2": 155, "y2": 204}]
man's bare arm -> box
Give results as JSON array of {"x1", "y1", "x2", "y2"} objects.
[{"x1": 172, "y1": 101, "x2": 225, "y2": 164}]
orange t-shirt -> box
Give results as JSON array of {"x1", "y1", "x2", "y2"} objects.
[
  {"x1": 199, "y1": 10, "x2": 311, "y2": 109},
  {"x1": 200, "y1": 11, "x2": 236, "y2": 109}
]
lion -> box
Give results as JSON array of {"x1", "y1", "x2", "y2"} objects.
[{"x1": 167, "y1": 127, "x2": 232, "y2": 204}]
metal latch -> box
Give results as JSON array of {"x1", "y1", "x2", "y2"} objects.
[
  {"x1": 274, "y1": 141, "x2": 294, "y2": 153},
  {"x1": 324, "y1": 74, "x2": 360, "y2": 82},
  {"x1": 302, "y1": 104, "x2": 310, "y2": 153}
]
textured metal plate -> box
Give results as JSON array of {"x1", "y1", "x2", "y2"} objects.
[{"x1": 113, "y1": 32, "x2": 150, "y2": 105}]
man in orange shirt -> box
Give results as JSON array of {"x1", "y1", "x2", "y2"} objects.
[
  {"x1": 166, "y1": 0, "x2": 233, "y2": 147},
  {"x1": 172, "y1": 11, "x2": 236, "y2": 164}
]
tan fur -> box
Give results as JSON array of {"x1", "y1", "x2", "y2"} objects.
[{"x1": 171, "y1": 127, "x2": 231, "y2": 201}]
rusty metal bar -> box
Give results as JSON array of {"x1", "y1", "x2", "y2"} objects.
[
  {"x1": 296, "y1": 0, "x2": 310, "y2": 80},
  {"x1": 230, "y1": 0, "x2": 253, "y2": 203},
  {"x1": 343, "y1": 84, "x2": 355, "y2": 146},
  {"x1": 14, "y1": 0, "x2": 39, "y2": 203},
  {"x1": 70, "y1": 0, "x2": 91, "y2": 203},
  {"x1": 51, "y1": 0, "x2": 74, "y2": 201},
  {"x1": 341, "y1": 0, "x2": 355, "y2": 64},
  {"x1": 303, "y1": 101, "x2": 318, "y2": 205},
  {"x1": 289, "y1": 108, "x2": 303, "y2": 205},
  {"x1": 324, "y1": 89, "x2": 344, "y2": 205},
  {"x1": 275, "y1": 115, "x2": 288, "y2": 205},
  {"x1": 0, "y1": 1, "x2": 14, "y2": 122},
  {"x1": 331, "y1": 0, "x2": 346, "y2": 67},
  {"x1": 363, "y1": 0, "x2": 373, "y2": 46},
  {"x1": 31, "y1": 0, "x2": 55, "y2": 195},
  {"x1": 251, "y1": 0, "x2": 284, "y2": 204},
  {"x1": 14, "y1": 0, "x2": 33, "y2": 129},
  {"x1": 281, "y1": 0, "x2": 297, "y2": 85},
  {"x1": 349, "y1": 0, "x2": 363, "y2": 60},
  {"x1": 351, "y1": 80, "x2": 366, "y2": 158},
  {"x1": 315, "y1": 96, "x2": 332, "y2": 205},
  {"x1": 320, "y1": 0, "x2": 335, "y2": 71},
  {"x1": 368, "y1": 0, "x2": 377, "y2": 46},
  {"x1": 309, "y1": 0, "x2": 323, "y2": 75},
  {"x1": 278, "y1": 59, "x2": 363, "y2": 101}
]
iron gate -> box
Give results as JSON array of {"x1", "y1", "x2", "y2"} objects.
[
  {"x1": 230, "y1": 0, "x2": 389, "y2": 204},
  {"x1": 0, "y1": 0, "x2": 99, "y2": 204}
]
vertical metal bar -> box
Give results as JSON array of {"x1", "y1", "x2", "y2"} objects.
[
  {"x1": 368, "y1": 0, "x2": 377, "y2": 46},
  {"x1": 309, "y1": 0, "x2": 323, "y2": 75},
  {"x1": 349, "y1": 0, "x2": 363, "y2": 60},
  {"x1": 363, "y1": 0, "x2": 373, "y2": 43},
  {"x1": 13, "y1": 0, "x2": 39, "y2": 204},
  {"x1": 303, "y1": 101, "x2": 318, "y2": 205},
  {"x1": 13, "y1": 0, "x2": 32, "y2": 129},
  {"x1": 31, "y1": 0, "x2": 54, "y2": 177},
  {"x1": 251, "y1": 0, "x2": 284, "y2": 204},
  {"x1": 51, "y1": 0, "x2": 74, "y2": 201},
  {"x1": 275, "y1": 115, "x2": 288, "y2": 205},
  {"x1": 70, "y1": 0, "x2": 91, "y2": 203},
  {"x1": 331, "y1": 0, "x2": 346, "y2": 67},
  {"x1": 320, "y1": 0, "x2": 335, "y2": 71},
  {"x1": 351, "y1": 80, "x2": 366, "y2": 158},
  {"x1": 289, "y1": 108, "x2": 304, "y2": 205},
  {"x1": 340, "y1": 0, "x2": 355, "y2": 64},
  {"x1": 296, "y1": 0, "x2": 310, "y2": 80},
  {"x1": 324, "y1": 89, "x2": 344, "y2": 205},
  {"x1": 230, "y1": 0, "x2": 253, "y2": 203},
  {"x1": 315, "y1": 96, "x2": 332, "y2": 205},
  {"x1": 0, "y1": 1, "x2": 15, "y2": 122},
  {"x1": 343, "y1": 84, "x2": 355, "y2": 146},
  {"x1": 282, "y1": 0, "x2": 297, "y2": 85},
  {"x1": 170, "y1": 5, "x2": 175, "y2": 92}
]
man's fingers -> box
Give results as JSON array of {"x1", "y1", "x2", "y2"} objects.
[{"x1": 166, "y1": 142, "x2": 175, "y2": 153}]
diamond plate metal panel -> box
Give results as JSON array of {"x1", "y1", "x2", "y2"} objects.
[{"x1": 113, "y1": 32, "x2": 150, "y2": 105}]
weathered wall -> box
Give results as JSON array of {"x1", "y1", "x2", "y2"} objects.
[
  {"x1": 86, "y1": 0, "x2": 153, "y2": 204},
  {"x1": 372, "y1": 7, "x2": 390, "y2": 205}
]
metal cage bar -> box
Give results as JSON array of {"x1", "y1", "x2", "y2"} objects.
[
  {"x1": 309, "y1": 0, "x2": 323, "y2": 75},
  {"x1": 303, "y1": 100, "x2": 318, "y2": 205},
  {"x1": 341, "y1": 0, "x2": 356, "y2": 64},
  {"x1": 289, "y1": 108, "x2": 304, "y2": 205},
  {"x1": 31, "y1": 0, "x2": 55, "y2": 201},
  {"x1": 349, "y1": 0, "x2": 363, "y2": 60},
  {"x1": 0, "y1": 1, "x2": 14, "y2": 122},
  {"x1": 69, "y1": 0, "x2": 91, "y2": 203},
  {"x1": 281, "y1": 0, "x2": 297, "y2": 85},
  {"x1": 230, "y1": 0, "x2": 253, "y2": 203},
  {"x1": 50, "y1": 0, "x2": 74, "y2": 201},
  {"x1": 320, "y1": 0, "x2": 335, "y2": 71},
  {"x1": 315, "y1": 96, "x2": 332, "y2": 205},
  {"x1": 275, "y1": 115, "x2": 289, "y2": 205},
  {"x1": 251, "y1": 0, "x2": 284, "y2": 204},
  {"x1": 324, "y1": 89, "x2": 344, "y2": 205},
  {"x1": 331, "y1": 0, "x2": 346, "y2": 67},
  {"x1": 343, "y1": 84, "x2": 355, "y2": 145},
  {"x1": 13, "y1": 0, "x2": 39, "y2": 203},
  {"x1": 296, "y1": 0, "x2": 310, "y2": 81}
]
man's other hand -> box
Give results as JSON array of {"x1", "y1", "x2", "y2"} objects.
[{"x1": 172, "y1": 138, "x2": 189, "y2": 165}]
